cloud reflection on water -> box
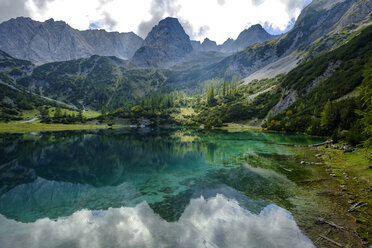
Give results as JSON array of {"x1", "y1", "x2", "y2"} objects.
[{"x1": 0, "y1": 194, "x2": 314, "y2": 248}]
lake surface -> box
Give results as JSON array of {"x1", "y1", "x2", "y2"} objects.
[{"x1": 0, "y1": 128, "x2": 326, "y2": 248}]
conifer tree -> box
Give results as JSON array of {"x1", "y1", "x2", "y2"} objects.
[{"x1": 206, "y1": 86, "x2": 216, "y2": 106}]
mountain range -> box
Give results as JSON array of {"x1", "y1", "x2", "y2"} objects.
[
  {"x1": 0, "y1": 16, "x2": 276, "y2": 67},
  {"x1": 216, "y1": 0, "x2": 372, "y2": 81},
  {"x1": 0, "y1": 0, "x2": 371, "y2": 117},
  {"x1": 0, "y1": 17, "x2": 144, "y2": 64},
  {"x1": 195, "y1": 24, "x2": 275, "y2": 54}
]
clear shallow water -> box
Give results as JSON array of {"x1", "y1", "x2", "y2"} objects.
[{"x1": 0, "y1": 128, "x2": 324, "y2": 248}]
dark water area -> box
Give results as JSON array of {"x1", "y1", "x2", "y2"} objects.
[{"x1": 0, "y1": 128, "x2": 336, "y2": 248}]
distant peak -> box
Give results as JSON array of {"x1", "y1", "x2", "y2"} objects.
[
  {"x1": 239, "y1": 24, "x2": 270, "y2": 36},
  {"x1": 158, "y1": 17, "x2": 181, "y2": 26},
  {"x1": 249, "y1": 24, "x2": 263, "y2": 29},
  {"x1": 163, "y1": 17, "x2": 179, "y2": 22},
  {"x1": 132, "y1": 16, "x2": 192, "y2": 67},
  {"x1": 202, "y1": 38, "x2": 217, "y2": 46},
  {"x1": 151, "y1": 17, "x2": 186, "y2": 33},
  {"x1": 222, "y1": 38, "x2": 234, "y2": 46},
  {"x1": 10, "y1": 17, "x2": 34, "y2": 23},
  {"x1": 14, "y1": 16, "x2": 32, "y2": 20},
  {"x1": 43, "y1": 18, "x2": 68, "y2": 26}
]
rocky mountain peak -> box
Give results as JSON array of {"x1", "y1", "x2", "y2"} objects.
[
  {"x1": 248, "y1": 24, "x2": 264, "y2": 30},
  {"x1": 45, "y1": 18, "x2": 55, "y2": 23},
  {"x1": 12, "y1": 16, "x2": 29, "y2": 21},
  {"x1": 201, "y1": 38, "x2": 219, "y2": 51},
  {"x1": 219, "y1": 24, "x2": 275, "y2": 53},
  {"x1": 131, "y1": 17, "x2": 193, "y2": 68},
  {"x1": 222, "y1": 38, "x2": 234, "y2": 45},
  {"x1": 235, "y1": 24, "x2": 273, "y2": 45},
  {"x1": 142, "y1": 17, "x2": 191, "y2": 48}
]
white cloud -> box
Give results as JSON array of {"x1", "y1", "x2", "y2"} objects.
[
  {"x1": 1, "y1": 0, "x2": 311, "y2": 43},
  {"x1": 0, "y1": 194, "x2": 315, "y2": 248},
  {"x1": 26, "y1": 0, "x2": 153, "y2": 32},
  {"x1": 177, "y1": 0, "x2": 310, "y2": 43}
]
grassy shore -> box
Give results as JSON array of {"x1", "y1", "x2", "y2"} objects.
[
  {"x1": 0, "y1": 122, "x2": 109, "y2": 133},
  {"x1": 21, "y1": 108, "x2": 101, "y2": 119},
  {"x1": 320, "y1": 147, "x2": 371, "y2": 243},
  {"x1": 218, "y1": 123, "x2": 263, "y2": 131}
]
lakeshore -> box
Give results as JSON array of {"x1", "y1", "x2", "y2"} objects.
[
  {"x1": 0, "y1": 125, "x2": 370, "y2": 246},
  {"x1": 319, "y1": 147, "x2": 371, "y2": 244}
]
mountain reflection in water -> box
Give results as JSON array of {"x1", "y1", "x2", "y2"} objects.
[
  {"x1": 0, "y1": 128, "x2": 323, "y2": 248},
  {"x1": 0, "y1": 188, "x2": 314, "y2": 248}
]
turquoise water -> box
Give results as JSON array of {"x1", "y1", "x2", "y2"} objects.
[{"x1": 0, "y1": 128, "x2": 324, "y2": 248}]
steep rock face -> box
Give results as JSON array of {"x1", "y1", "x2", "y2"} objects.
[
  {"x1": 80, "y1": 30, "x2": 143, "y2": 59},
  {"x1": 191, "y1": 40, "x2": 203, "y2": 51},
  {"x1": 0, "y1": 18, "x2": 43, "y2": 63},
  {"x1": 276, "y1": 0, "x2": 354, "y2": 56},
  {"x1": 334, "y1": 0, "x2": 372, "y2": 30},
  {"x1": 220, "y1": 24, "x2": 275, "y2": 53},
  {"x1": 0, "y1": 17, "x2": 143, "y2": 64},
  {"x1": 131, "y1": 17, "x2": 193, "y2": 68},
  {"x1": 26, "y1": 18, "x2": 92, "y2": 63},
  {"x1": 220, "y1": 38, "x2": 234, "y2": 51}
]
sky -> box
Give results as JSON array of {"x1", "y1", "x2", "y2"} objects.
[{"x1": 0, "y1": 0, "x2": 312, "y2": 44}]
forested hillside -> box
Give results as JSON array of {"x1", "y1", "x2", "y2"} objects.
[
  {"x1": 0, "y1": 1, "x2": 371, "y2": 148},
  {"x1": 17, "y1": 56, "x2": 170, "y2": 110},
  {"x1": 105, "y1": 24, "x2": 372, "y2": 147},
  {"x1": 266, "y1": 24, "x2": 372, "y2": 146}
]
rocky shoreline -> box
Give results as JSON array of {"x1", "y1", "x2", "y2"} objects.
[{"x1": 309, "y1": 146, "x2": 371, "y2": 246}]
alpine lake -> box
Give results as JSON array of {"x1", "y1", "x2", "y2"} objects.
[{"x1": 0, "y1": 128, "x2": 362, "y2": 247}]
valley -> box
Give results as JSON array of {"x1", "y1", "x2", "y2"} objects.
[{"x1": 0, "y1": 0, "x2": 371, "y2": 247}]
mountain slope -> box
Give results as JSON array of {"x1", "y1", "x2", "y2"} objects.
[
  {"x1": 0, "y1": 50, "x2": 66, "y2": 121},
  {"x1": 0, "y1": 50, "x2": 33, "y2": 83},
  {"x1": 266, "y1": 24, "x2": 372, "y2": 135},
  {"x1": 188, "y1": 24, "x2": 371, "y2": 140},
  {"x1": 17, "y1": 55, "x2": 170, "y2": 110},
  {"x1": 0, "y1": 17, "x2": 143, "y2": 64},
  {"x1": 1, "y1": 0, "x2": 371, "y2": 114},
  {"x1": 131, "y1": 17, "x2": 193, "y2": 68},
  {"x1": 214, "y1": 0, "x2": 372, "y2": 81}
]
